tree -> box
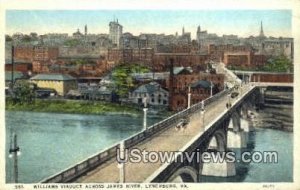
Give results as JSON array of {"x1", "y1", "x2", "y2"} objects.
[
  {"x1": 12, "y1": 80, "x2": 35, "y2": 105},
  {"x1": 264, "y1": 55, "x2": 293, "y2": 72},
  {"x1": 21, "y1": 35, "x2": 32, "y2": 42},
  {"x1": 112, "y1": 64, "x2": 150, "y2": 97},
  {"x1": 5, "y1": 35, "x2": 12, "y2": 42},
  {"x1": 64, "y1": 39, "x2": 80, "y2": 47}
]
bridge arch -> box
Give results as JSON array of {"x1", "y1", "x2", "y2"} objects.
[
  {"x1": 228, "y1": 111, "x2": 241, "y2": 132},
  {"x1": 207, "y1": 129, "x2": 226, "y2": 151},
  {"x1": 167, "y1": 166, "x2": 198, "y2": 183},
  {"x1": 240, "y1": 104, "x2": 249, "y2": 119}
]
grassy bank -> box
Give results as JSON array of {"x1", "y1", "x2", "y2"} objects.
[{"x1": 6, "y1": 99, "x2": 140, "y2": 115}]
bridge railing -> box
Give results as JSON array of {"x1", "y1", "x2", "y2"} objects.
[{"x1": 40, "y1": 88, "x2": 233, "y2": 183}]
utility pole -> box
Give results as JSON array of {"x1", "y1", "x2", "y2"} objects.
[{"x1": 9, "y1": 132, "x2": 21, "y2": 183}]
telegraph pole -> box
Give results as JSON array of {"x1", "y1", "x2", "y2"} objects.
[{"x1": 9, "y1": 132, "x2": 21, "y2": 183}]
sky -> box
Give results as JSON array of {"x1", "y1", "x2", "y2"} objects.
[{"x1": 5, "y1": 10, "x2": 292, "y2": 39}]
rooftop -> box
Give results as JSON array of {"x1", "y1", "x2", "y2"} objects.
[
  {"x1": 5, "y1": 71, "x2": 26, "y2": 81},
  {"x1": 133, "y1": 82, "x2": 167, "y2": 94},
  {"x1": 191, "y1": 80, "x2": 213, "y2": 89},
  {"x1": 30, "y1": 73, "x2": 76, "y2": 81},
  {"x1": 173, "y1": 66, "x2": 193, "y2": 75}
]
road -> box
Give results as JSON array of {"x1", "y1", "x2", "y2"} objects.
[{"x1": 75, "y1": 85, "x2": 251, "y2": 183}]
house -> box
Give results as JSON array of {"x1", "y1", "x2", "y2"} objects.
[
  {"x1": 30, "y1": 73, "x2": 77, "y2": 96},
  {"x1": 129, "y1": 82, "x2": 169, "y2": 106},
  {"x1": 190, "y1": 80, "x2": 214, "y2": 104}
]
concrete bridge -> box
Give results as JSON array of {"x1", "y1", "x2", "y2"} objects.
[{"x1": 41, "y1": 82, "x2": 292, "y2": 183}]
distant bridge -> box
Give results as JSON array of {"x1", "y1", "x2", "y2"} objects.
[
  {"x1": 41, "y1": 82, "x2": 293, "y2": 183},
  {"x1": 231, "y1": 70, "x2": 293, "y2": 84}
]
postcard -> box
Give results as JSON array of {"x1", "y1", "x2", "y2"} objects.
[{"x1": 0, "y1": 0, "x2": 299, "y2": 190}]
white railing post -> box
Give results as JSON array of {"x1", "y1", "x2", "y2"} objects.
[
  {"x1": 118, "y1": 140, "x2": 125, "y2": 183},
  {"x1": 188, "y1": 85, "x2": 191, "y2": 109},
  {"x1": 143, "y1": 97, "x2": 148, "y2": 130}
]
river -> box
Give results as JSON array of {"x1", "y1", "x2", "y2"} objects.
[
  {"x1": 5, "y1": 111, "x2": 164, "y2": 183},
  {"x1": 5, "y1": 109, "x2": 293, "y2": 183}
]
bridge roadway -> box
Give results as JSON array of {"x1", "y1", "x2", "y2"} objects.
[{"x1": 75, "y1": 85, "x2": 252, "y2": 183}]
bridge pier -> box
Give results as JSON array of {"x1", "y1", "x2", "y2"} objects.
[
  {"x1": 201, "y1": 151, "x2": 236, "y2": 177},
  {"x1": 240, "y1": 118, "x2": 252, "y2": 132},
  {"x1": 227, "y1": 129, "x2": 247, "y2": 149},
  {"x1": 201, "y1": 128, "x2": 236, "y2": 177}
]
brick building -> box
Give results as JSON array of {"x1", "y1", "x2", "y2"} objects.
[
  {"x1": 13, "y1": 45, "x2": 59, "y2": 62},
  {"x1": 152, "y1": 53, "x2": 208, "y2": 72},
  {"x1": 223, "y1": 51, "x2": 268, "y2": 68},
  {"x1": 208, "y1": 44, "x2": 252, "y2": 62},
  {"x1": 14, "y1": 46, "x2": 34, "y2": 61},
  {"x1": 190, "y1": 80, "x2": 213, "y2": 105},
  {"x1": 33, "y1": 46, "x2": 59, "y2": 61},
  {"x1": 107, "y1": 48, "x2": 154, "y2": 65},
  {"x1": 5, "y1": 62, "x2": 32, "y2": 74},
  {"x1": 166, "y1": 64, "x2": 225, "y2": 111},
  {"x1": 251, "y1": 73, "x2": 293, "y2": 83},
  {"x1": 223, "y1": 51, "x2": 251, "y2": 67},
  {"x1": 32, "y1": 56, "x2": 113, "y2": 78}
]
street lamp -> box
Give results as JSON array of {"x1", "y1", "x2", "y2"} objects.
[
  {"x1": 9, "y1": 132, "x2": 21, "y2": 183},
  {"x1": 187, "y1": 85, "x2": 191, "y2": 109},
  {"x1": 118, "y1": 140, "x2": 125, "y2": 183},
  {"x1": 200, "y1": 100, "x2": 205, "y2": 127},
  {"x1": 210, "y1": 81, "x2": 213, "y2": 97},
  {"x1": 143, "y1": 97, "x2": 148, "y2": 130}
]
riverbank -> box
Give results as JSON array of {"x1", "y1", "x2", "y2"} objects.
[
  {"x1": 252, "y1": 107, "x2": 293, "y2": 132},
  {"x1": 5, "y1": 99, "x2": 141, "y2": 116}
]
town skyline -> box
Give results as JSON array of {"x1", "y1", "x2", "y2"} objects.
[{"x1": 6, "y1": 10, "x2": 292, "y2": 39}]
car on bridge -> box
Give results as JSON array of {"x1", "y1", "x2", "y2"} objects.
[
  {"x1": 175, "y1": 118, "x2": 189, "y2": 131},
  {"x1": 231, "y1": 92, "x2": 239, "y2": 98}
]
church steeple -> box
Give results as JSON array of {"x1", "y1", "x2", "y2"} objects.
[{"x1": 259, "y1": 21, "x2": 265, "y2": 37}]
